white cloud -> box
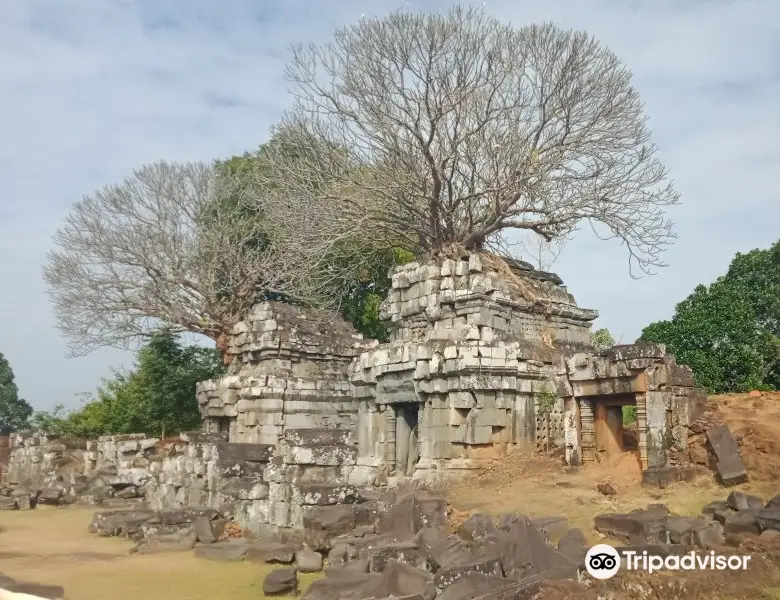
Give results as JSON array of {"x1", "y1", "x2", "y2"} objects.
[{"x1": 0, "y1": 0, "x2": 778, "y2": 409}]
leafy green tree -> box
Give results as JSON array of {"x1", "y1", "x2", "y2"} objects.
[
  {"x1": 0, "y1": 352, "x2": 33, "y2": 434},
  {"x1": 591, "y1": 328, "x2": 615, "y2": 352},
  {"x1": 30, "y1": 332, "x2": 225, "y2": 438},
  {"x1": 639, "y1": 241, "x2": 780, "y2": 393},
  {"x1": 216, "y1": 138, "x2": 417, "y2": 342}
]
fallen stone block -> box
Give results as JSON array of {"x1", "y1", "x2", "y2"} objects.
[
  {"x1": 326, "y1": 543, "x2": 347, "y2": 567},
  {"x1": 723, "y1": 512, "x2": 761, "y2": 536},
  {"x1": 296, "y1": 548, "x2": 324, "y2": 573},
  {"x1": 114, "y1": 485, "x2": 140, "y2": 500},
  {"x1": 263, "y1": 568, "x2": 297, "y2": 596},
  {"x1": 667, "y1": 516, "x2": 704, "y2": 545},
  {"x1": 37, "y1": 488, "x2": 65, "y2": 506},
  {"x1": 378, "y1": 493, "x2": 417, "y2": 541},
  {"x1": 712, "y1": 509, "x2": 733, "y2": 525},
  {"x1": 193, "y1": 516, "x2": 225, "y2": 544},
  {"x1": 379, "y1": 560, "x2": 435, "y2": 600},
  {"x1": 88, "y1": 509, "x2": 156, "y2": 538},
  {"x1": 417, "y1": 528, "x2": 472, "y2": 571},
  {"x1": 132, "y1": 538, "x2": 196, "y2": 554},
  {"x1": 757, "y1": 507, "x2": 780, "y2": 532},
  {"x1": 641, "y1": 466, "x2": 680, "y2": 489},
  {"x1": 726, "y1": 491, "x2": 764, "y2": 512},
  {"x1": 468, "y1": 573, "x2": 546, "y2": 600},
  {"x1": 556, "y1": 529, "x2": 587, "y2": 565},
  {"x1": 490, "y1": 513, "x2": 575, "y2": 580},
  {"x1": 324, "y1": 559, "x2": 370, "y2": 578},
  {"x1": 366, "y1": 541, "x2": 425, "y2": 572},
  {"x1": 693, "y1": 521, "x2": 725, "y2": 549},
  {"x1": 302, "y1": 572, "x2": 382, "y2": 600},
  {"x1": 436, "y1": 572, "x2": 513, "y2": 600},
  {"x1": 458, "y1": 514, "x2": 496, "y2": 542},
  {"x1": 434, "y1": 555, "x2": 504, "y2": 589},
  {"x1": 140, "y1": 522, "x2": 195, "y2": 545},
  {"x1": 193, "y1": 540, "x2": 249, "y2": 561},
  {"x1": 701, "y1": 500, "x2": 728, "y2": 516},
  {"x1": 413, "y1": 494, "x2": 448, "y2": 531},
  {"x1": 767, "y1": 494, "x2": 780, "y2": 509},
  {"x1": 151, "y1": 508, "x2": 221, "y2": 526},
  {"x1": 530, "y1": 517, "x2": 569, "y2": 541},
  {"x1": 594, "y1": 505, "x2": 669, "y2": 545},
  {"x1": 246, "y1": 542, "x2": 297, "y2": 564},
  {"x1": 706, "y1": 425, "x2": 748, "y2": 486}
]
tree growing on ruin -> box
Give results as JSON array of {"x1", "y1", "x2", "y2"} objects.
[
  {"x1": 218, "y1": 142, "x2": 417, "y2": 341},
  {"x1": 591, "y1": 328, "x2": 616, "y2": 352},
  {"x1": 0, "y1": 352, "x2": 33, "y2": 434},
  {"x1": 259, "y1": 6, "x2": 680, "y2": 274},
  {"x1": 43, "y1": 158, "x2": 374, "y2": 360}
]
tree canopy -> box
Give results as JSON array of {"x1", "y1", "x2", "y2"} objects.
[
  {"x1": 0, "y1": 352, "x2": 33, "y2": 435},
  {"x1": 591, "y1": 328, "x2": 615, "y2": 352},
  {"x1": 215, "y1": 138, "x2": 418, "y2": 341},
  {"x1": 261, "y1": 6, "x2": 679, "y2": 272},
  {"x1": 639, "y1": 241, "x2": 780, "y2": 393},
  {"x1": 30, "y1": 331, "x2": 224, "y2": 438},
  {"x1": 44, "y1": 7, "x2": 681, "y2": 366}
]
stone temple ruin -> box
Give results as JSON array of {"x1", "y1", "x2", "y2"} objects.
[{"x1": 2, "y1": 252, "x2": 712, "y2": 535}]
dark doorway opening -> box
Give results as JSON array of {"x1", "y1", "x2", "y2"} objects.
[
  {"x1": 394, "y1": 403, "x2": 420, "y2": 477},
  {"x1": 214, "y1": 416, "x2": 232, "y2": 435},
  {"x1": 592, "y1": 395, "x2": 638, "y2": 461}
]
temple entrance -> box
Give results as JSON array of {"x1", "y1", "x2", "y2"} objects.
[
  {"x1": 592, "y1": 394, "x2": 638, "y2": 461},
  {"x1": 394, "y1": 403, "x2": 419, "y2": 477}
]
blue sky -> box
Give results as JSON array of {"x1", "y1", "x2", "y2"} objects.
[{"x1": 1, "y1": 0, "x2": 778, "y2": 411}]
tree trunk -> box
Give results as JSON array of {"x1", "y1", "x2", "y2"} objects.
[{"x1": 216, "y1": 331, "x2": 232, "y2": 366}]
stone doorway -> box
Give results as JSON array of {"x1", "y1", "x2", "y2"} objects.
[
  {"x1": 591, "y1": 394, "x2": 638, "y2": 462},
  {"x1": 394, "y1": 403, "x2": 420, "y2": 477}
]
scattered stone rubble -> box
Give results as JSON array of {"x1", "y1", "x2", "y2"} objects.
[
  {"x1": 86, "y1": 487, "x2": 586, "y2": 600},
  {"x1": 594, "y1": 490, "x2": 780, "y2": 552}
]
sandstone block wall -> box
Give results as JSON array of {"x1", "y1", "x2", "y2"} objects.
[
  {"x1": 4, "y1": 432, "x2": 82, "y2": 486},
  {"x1": 381, "y1": 254, "x2": 597, "y2": 347},
  {"x1": 351, "y1": 254, "x2": 598, "y2": 481},
  {"x1": 557, "y1": 344, "x2": 708, "y2": 470},
  {"x1": 197, "y1": 302, "x2": 375, "y2": 445}
]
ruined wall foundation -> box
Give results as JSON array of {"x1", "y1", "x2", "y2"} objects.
[{"x1": 2, "y1": 252, "x2": 713, "y2": 532}]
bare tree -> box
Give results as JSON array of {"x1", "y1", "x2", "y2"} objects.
[
  {"x1": 43, "y1": 160, "x2": 364, "y2": 361},
  {"x1": 516, "y1": 231, "x2": 568, "y2": 271},
  {"x1": 261, "y1": 5, "x2": 680, "y2": 275}
]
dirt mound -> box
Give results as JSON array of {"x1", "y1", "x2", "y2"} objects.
[
  {"x1": 710, "y1": 391, "x2": 780, "y2": 484},
  {"x1": 446, "y1": 390, "x2": 780, "y2": 541}
]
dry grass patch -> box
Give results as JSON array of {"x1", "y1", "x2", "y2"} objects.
[{"x1": 0, "y1": 507, "x2": 320, "y2": 600}]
